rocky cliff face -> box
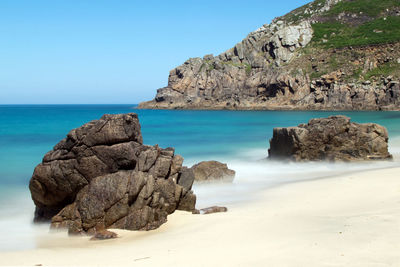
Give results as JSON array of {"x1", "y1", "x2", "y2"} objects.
[
  {"x1": 29, "y1": 113, "x2": 196, "y2": 234},
  {"x1": 139, "y1": 0, "x2": 400, "y2": 110}
]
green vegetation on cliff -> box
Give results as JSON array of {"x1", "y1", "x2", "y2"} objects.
[
  {"x1": 327, "y1": 0, "x2": 400, "y2": 17},
  {"x1": 312, "y1": 17, "x2": 400, "y2": 48},
  {"x1": 295, "y1": 0, "x2": 400, "y2": 83},
  {"x1": 365, "y1": 62, "x2": 400, "y2": 80},
  {"x1": 310, "y1": 0, "x2": 400, "y2": 48}
]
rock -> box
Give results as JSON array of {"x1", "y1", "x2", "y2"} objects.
[
  {"x1": 177, "y1": 190, "x2": 197, "y2": 212},
  {"x1": 321, "y1": 70, "x2": 343, "y2": 85},
  {"x1": 30, "y1": 113, "x2": 196, "y2": 234},
  {"x1": 268, "y1": 116, "x2": 392, "y2": 161},
  {"x1": 177, "y1": 167, "x2": 195, "y2": 190},
  {"x1": 203, "y1": 54, "x2": 214, "y2": 61},
  {"x1": 270, "y1": 21, "x2": 313, "y2": 63},
  {"x1": 90, "y1": 229, "x2": 118, "y2": 240},
  {"x1": 190, "y1": 161, "x2": 235, "y2": 182},
  {"x1": 192, "y1": 206, "x2": 228, "y2": 215}
]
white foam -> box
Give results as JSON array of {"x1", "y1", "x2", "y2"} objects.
[
  {"x1": 193, "y1": 148, "x2": 400, "y2": 209},
  {"x1": 0, "y1": 189, "x2": 51, "y2": 251}
]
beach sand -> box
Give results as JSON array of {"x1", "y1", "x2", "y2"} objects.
[{"x1": 1, "y1": 167, "x2": 400, "y2": 267}]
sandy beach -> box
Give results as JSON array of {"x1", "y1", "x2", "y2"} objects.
[{"x1": 1, "y1": 166, "x2": 400, "y2": 267}]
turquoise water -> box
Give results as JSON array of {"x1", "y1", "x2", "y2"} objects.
[{"x1": 1, "y1": 105, "x2": 400, "y2": 251}]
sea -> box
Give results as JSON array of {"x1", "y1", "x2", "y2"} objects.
[{"x1": 1, "y1": 104, "x2": 400, "y2": 251}]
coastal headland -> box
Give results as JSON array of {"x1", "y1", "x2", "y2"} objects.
[{"x1": 139, "y1": 0, "x2": 400, "y2": 111}]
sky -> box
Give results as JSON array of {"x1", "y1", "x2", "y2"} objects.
[{"x1": 0, "y1": 0, "x2": 310, "y2": 104}]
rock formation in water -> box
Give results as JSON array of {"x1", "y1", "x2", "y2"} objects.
[
  {"x1": 268, "y1": 115, "x2": 392, "y2": 161},
  {"x1": 29, "y1": 113, "x2": 196, "y2": 235},
  {"x1": 139, "y1": 0, "x2": 400, "y2": 110},
  {"x1": 190, "y1": 161, "x2": 235, "y2": 182}
]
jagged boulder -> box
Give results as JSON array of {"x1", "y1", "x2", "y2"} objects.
[
  {"x1": 268, "y1": 116, "x2": 392, "y2": 161},
  {"x1": 29, "y1": 113, "x2": 196, "y2": 234},
  {"x1": 190, "y1": 161, "x2": 235, "y2": 182}
]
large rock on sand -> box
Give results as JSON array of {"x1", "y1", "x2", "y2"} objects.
[
  {"x1": 268, "y1": 115, "x2": 392, "y2": 162},
  {"x1": 29, "y1": 113, "x2": 196, "y2": 234},
  {"x1": 191, "y1": 161, "x2": 235, "y2": 182}
]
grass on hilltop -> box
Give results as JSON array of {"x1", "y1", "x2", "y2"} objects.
[
  {"x1": 327, "y1": 0, "x2": 400, "y2": 17},
  {"x1": 312, "y1": 16, "x2": 400, "y2": 48}
]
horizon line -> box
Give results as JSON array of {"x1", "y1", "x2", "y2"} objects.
[{"x1": 0, "y1": 103, "x2": 139, "y2": 105}]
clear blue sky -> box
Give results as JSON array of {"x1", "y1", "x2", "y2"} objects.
[{"x1": 0, "y1": 0, "x2": 310, "y2": 104}]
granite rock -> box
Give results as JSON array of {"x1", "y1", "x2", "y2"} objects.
[
  {"x1": 90, "y1": 229, "x2": 118, "y2": 241},
  {"x1": 268, "y1": 115, "x2": 392, "y2": 161},
  {"x1": 29, "y1": 113, "x2": 196, "y2": 234},
  {"x1": 193, "y1": 206, "x2": 228, "y2": 215},
  {"x1": 190, "y1": 161, "x2": 235, "y2": 182}
]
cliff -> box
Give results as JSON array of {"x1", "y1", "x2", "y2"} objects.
[{"x1": 139, "y1": 0, "x2": 400, "y2": 110}]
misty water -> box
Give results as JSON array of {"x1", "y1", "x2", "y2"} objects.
[{"x1": 1, "y1": 105, "x2": 400, "y2": 251}]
